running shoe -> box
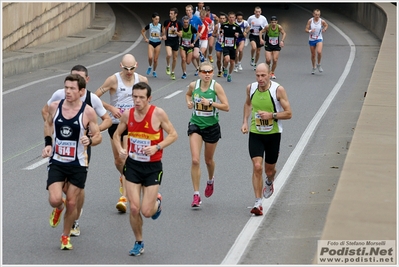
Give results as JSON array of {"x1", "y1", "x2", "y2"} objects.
[
  {"x1": 166, "y1": 66, "x2": 171, "y2": 75},
  {"x1": 204, "y1": 178, "x2": 214, "y2": 198},
  {"x1": 119, "y1": 176, "x2": 123, "y2": 195},
  {"x1": 116, "y1": 196, "x2": 127, "y2": 213},
  {"x1": 238, "y1": 63, "x2": 243, "y2": 71},
  {"x1": 181, "y1": 72, "x2": 187, "y2": 79},
  {"x1": 60, "y1": 235, "x2": 73, "y2": 250},
  {"x1": 129, "y1": 241, "x2": 144, "y2": 256},
  {"x1": 253, "y1": 63, "x2": 257, "y2": 70},
  {"x1": 199, "y1": 52, "x2": 205, "y2": 62},
  {"x1": 234, "y1": 66, "x2": 238, "y2": 72},
  {"x1": 217, "y1": 71, "x2": 222, "y2": 77},
  {"x1": 250, "y1": 204, "x2": 263, "y2": 216},
  {"x1": 194, "y1": 69, "x2": 199, "y2": 76},
  {"x1": 49, "y1": 198, "x2": 65, "y2": 228},
  {"x1": 170, "y1": 72, "x2": 176, "y2": 80},
  {"x1": 250, "y1": 58, "x2": 255, "y2": 66},
  {"x1": 227, "y1": 74, "x2": 232, "y2": 82},
  {"x1": 317, "y1": 64, "x2": 323, "y2": 73},
  {"x1": 311, "y1": 67, "x2": 316, "y2": 74},
  {"x1": 223, "y1": 68, "x2": 228, "y2": 78},
  {"x1": 146, "y1": 66, "x2": 152, "y2": 75},
  {"x1": 208, "y1": 55, "x2": 214, "y2": 63},
  {"x1": 151, "y1": 193, "x2": 162, "y2": 220},
  {"x1": 153, "y1": 71, "x2": 157, "y2": 78},
  {"x1": 191, "y1": 194, "x2": 202, "y2": 207},
  {"x1": 271, "y1": 73, "x2": 276, "y2": 79},
  {"x1": 263, "y1": 181, "x2": 274, "y2": 199},
  {"x1": 70, "y1": 221, "x2": 80, "y2": 237}
]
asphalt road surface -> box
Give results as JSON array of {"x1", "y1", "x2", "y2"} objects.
[{"x1": 2, "y1": 3, "x2": 380, "y2": 265}]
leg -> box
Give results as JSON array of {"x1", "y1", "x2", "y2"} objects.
[
  {"x1": 271, "y1": 51, "x2": 280, "y2": 73},
  {"x1": 171, "y1": 50, "x2": 178, "y2": 73},
  {"x1": 147, "y1": 44, "x2": 154, "y2": 67},
  {"x1": 180, "y1": 49, "x2": 187, "y2": 74},
  {"x1": 63, "y1": 183, "x2": 81, "y2": 236},
  {"x1": 250, "y1": 40, "x2": 257, "y2": 60},
  {"x1": 48, "y1": 182, "x2": 65, "y2": 209},
  {"x1": 251, "y1": 157, "x2": 264, "y2": 199},
  {"x1": 165, "y1": 46, "x2": 172, "y2": 67},
  {"x1": 204, "y1": 141, "x2": 217, "y2": 181},
  {"x1": 265, "y1": 50, "x2": 272, "y2": 68},
  {"x1": 316, "y1": 41, "x2": 323, "y2": 64},
  {"x1": 126, "y1": 180, "x2": 143, "y2": 241},
  {"x1": 309, "y1": 45, "x2": 316, "y2": 68},
  {"x1": 153, "y1": 44, "x2": 161, "y2": 71},
  {"x1": 189, "y1": 133, "x2": 203, "y2": 192}
]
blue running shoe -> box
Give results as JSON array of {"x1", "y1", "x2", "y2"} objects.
[
  {"x1": 199, "y1": 52, "x2": 205, "y2": 62},
  {"x1": 153, "y1": 71, "x2": 157, "y2": 78},
  {"x1": 151, "y1": 193, "x2": 162, "y2": 220},
  {"x1": 146, "y1": 67, "x2": 152, "y2": 75},
  {"x1": 227, "y1": 74, "x2": 232, "y2": 82},
  {"x1": 194, "y1": 69, "x2": 199, "y2": 76},
  {"x1": 181, "y1": 72, "x2": 187, "y2": 79},
  {"x1": 223, "y1": 68, "x2": 228, "y2": 78},
  {"x1": 129, "y1": 241, "x2": 144, "y2": 256}
]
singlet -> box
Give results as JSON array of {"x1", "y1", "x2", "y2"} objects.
[
  {"x1": 221, "y1": 22, "x2": 242, "y2": 49},
  {"x1": 216, "y1": 22, "x2": 224, "y2": 45},
  {"x1": 266, "y1": 24, "x2": 281, "y2": 46},
  {"x1": 236, "y1": 19, "x2": 249, "y2": 38},
  {"x1": 164, "y1": 19, "x2": 181, "y2": 41},
  {"x1": 127, "y1": 105, "x2": 163, "y2": 162},
  {"x1": 50, "y1": 99, "x2": 89, "y2": 166},
  {"x1": 181, "y1": 25, "x2": 196, "y2": 47},
  {"x1": 198, "y1": 17, "x2": 211, "y2": 40},
  {"x1": 145, "y1": 23, "x2": 162, "y2": 43},
  {"x1": 249, "y1": 81, "x2": 283, "y2": 134},
  {"x1": 188, "y1": 15, "x2": 203, "y2": 41},
  {"x1": 190, "y1": 79, "x2": 219, "y2": 129},
  {"x1": 109, "y1": 72, "x2": 139, "y2": 124},
  {"x1": 47, "y1": 89, "x2": 106, "y2": 118},
  {"x1": 309, "y1": 18, "x2": 324, "y2": 41},
  {"x1": 247, "y1": 15, "x2": 268, "y2": 36}
]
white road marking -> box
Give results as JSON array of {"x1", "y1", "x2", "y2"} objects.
[
  {"x1": 23, "y1": 158, "x2": 48, "y2": 170},
  {"x1": 221, "y1": 7, "x2": 356, "y2": 265},
  {"x1": 164, "y1": 90, "x2": 183, "y2": 99}
]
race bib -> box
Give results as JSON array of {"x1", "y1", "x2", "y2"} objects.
[
  {"x1": 194, "y1": 96, "x2": 213, "y2": 116},
  {"x1": 55, "y1": 138, "x2": 77, "y2": 162},
  {"x1": 255, "y1": 113, "x2": 273, "y2": 132},
  {"x1": 182, "y1": 38, "x2": 191, "y2": 47},
  {"x1": 225, "y1": 37, "x2": 234, "y2": 47},
  {"x1": 128, "y1": 137, "x2": 151, "y2": 162},
  {"x1": 268, "y1": 36, "x2": 279, "y2": 45}
]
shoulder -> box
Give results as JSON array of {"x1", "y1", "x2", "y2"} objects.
[{"x1": 138, "y1": 74, "x2": 149, "y2": 83}]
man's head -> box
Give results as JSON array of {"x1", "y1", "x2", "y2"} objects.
[
  {"x1": 132, "y1": 82, "x2": 152, "y2": 109},
  {"x1": 254, "y1": 6, "x2": 262, "y2": 18},
  {"x1": 227, "y1": 12, "x2": 236, "y2": 24},
  {"x1": 182, "y1": 15, "x2": 190, "y2": 28},
  {"x1": 120, "y1": 54, "x2": 137, "y2": 78},
  {"x1": 71, "y1": 65, "x2": 89, "y2": 83},
  {"x1": 219, "y1": 12, "x2": 227, "y2": 24},
  {"x1": 185, "y1": 5, "x2": 194, "y2": 17},
  {"x1": 64, "y1": 74, "x2": 86, "y2": 100},
  {"x1": 170, "y1": 7, "x2": 178, "y2": 20},
  {"x1": 236, "y1": 11, "x2": 244, "y2": 22},
  {"x1": 270, "y1": 16, "x2": 278, "y2": 25},
  {"x1": 255, "y1": 63, "x2": 271, "y2": 87}
]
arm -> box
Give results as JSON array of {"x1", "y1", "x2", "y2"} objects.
[
  {"x1": 42, "y1": 101, "x2": 59, "y2": 158},
  {"x1": 213, "y1": 82, "x2": 229, "y2": 112},
  {"x1": 83, "y1": 106, "x2": 102, "y2": 146},
  {"x1": 138, "y1": 74, "x2": 149, "y2": 84},
  {"x1": 305, "y1": 19, "x2": 312, "y2": 33},
  {"x1": 322, "y1": 19, "x2": 328, "y2": 32},
  {"x1": 94, "y1": 75, "x2": 121, "y2": 118},
  {"x1": 112, "y1": 111, "x2": 129, "y2": 160},
  {"x1": 279, "y1": 25, "x2": 286, "y2": 47},
  {"x1": 259, "y1": 25, "x2": 268, "y2": 44},
  {"x1": 141, "y1": 25, "x2": 149, "y2": 42},
  {"x1": 41, "y1": 104, "x2": 50, "y2": 122},
  {"x1": 275, "y1": 85, "x2": 292, "y2": 120},
  {"x1": 186, "y1": 82, "x2": 195, "y2": 109},
  {"x1": 241, "y1": 84, "x2": 252, "y2": 134}
]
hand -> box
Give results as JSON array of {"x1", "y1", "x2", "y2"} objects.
[
  {"x1": 241, "y1": 124, "x2": 248, "y2": 134},
  {"x1": 80, "y1": 135, "x2": 91, "y2": 146},
  {"x1": 200, "y1": 97, "x2": 209, "y2": 106},
  {"x1": 42, "y1": 146, "x2": 52, "y2": 158},
  {"x1": 257, "y1": 110, "x2": 272, "y2": 120},
  {"x1": 187, "y1": 101, "x2": 194, "y2": 109},
  {"x1": 119, "y1": 148, "x2": 127, "y2": 160},
  {"x1": 111, "y1": 106, "x2": 123, "y2": 119},
  {"x1": 143, "y1": 145, "x2": 157, "y2": 156}
]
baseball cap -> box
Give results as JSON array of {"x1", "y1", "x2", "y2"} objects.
[{"x1": 270, "y1": 16, "x2": 278, "y2": 21}]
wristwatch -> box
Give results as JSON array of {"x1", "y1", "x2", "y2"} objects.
[
  {"x1": 156, "y1": 144, "x2": 161, "y2": 151},
  {"x1": 209, "y1": 99, "x2": 213, "y2": 106},
  {"x1": 272, "y1": 113, "x2": 277, "y2": 119}
]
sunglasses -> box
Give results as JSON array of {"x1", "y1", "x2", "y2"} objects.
[
  {"x1": 122, "y1": 65, "x2": 136, "y2": 71},
  {"x1": 200, "y1": 69, "x2": 214, "y2": 74}
]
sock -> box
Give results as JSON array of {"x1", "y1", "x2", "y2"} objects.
[
  {"x1": 207, "y1": 178, "x2": 214, "y2": 184},
  {"x1": 136, "y1": 241, "x2": 142, "y2": 244},
  {"x1": 266, "y1": 178, "x2": 273, "y2": 185},
  {"x1": 194, "y1": 191, "x2": 200, "y2": 196}
]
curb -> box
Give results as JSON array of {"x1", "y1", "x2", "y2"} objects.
[{"x1": 2, "y1": 3, "x2": 116, "y2": 78}]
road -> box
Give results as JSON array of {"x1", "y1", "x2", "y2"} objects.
[{"x1": 2, "y1": 3, "x2": 381, "y2": 265}]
